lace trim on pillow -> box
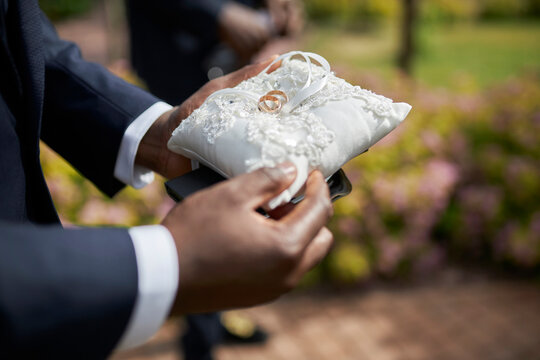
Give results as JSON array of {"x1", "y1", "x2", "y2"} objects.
[
  {"x1": 173, "y1": 96, "x2": 253, "y2": 144},
  {"x1": 174, "y1": 58, "x2": 396, "y2": 170},
  {"x1": 245, "y1": 111, "x2": 335, "y2": 171}
]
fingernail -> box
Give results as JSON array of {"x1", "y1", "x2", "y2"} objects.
[
  {"x1": 276, "y1": 162, "x2": 297, "y2": 180},
  {"x1": 259, "y1": 54, "x2": 279, "y2": 64}
]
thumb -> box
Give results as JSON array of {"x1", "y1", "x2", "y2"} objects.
[
  {"x1": 226, "y1": 54, "x2": 280, "y2": 85},
  {"x1": 223, "y1": 162, "x2": 297, "y2": 209}
]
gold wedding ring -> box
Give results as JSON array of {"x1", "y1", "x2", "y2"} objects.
[
  {"x1": 258, "y1": 95, "x2": 281, "y2": 113},
  {"x1": 266, "y1": 90, "x2": 288, "y2": 104},
  {"x1": 258, "y1": 90, "x2": 288, "y2": 113}
]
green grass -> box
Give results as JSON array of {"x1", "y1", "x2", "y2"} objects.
[{"x1": 303, "y1": 20, "x2": 540, "y2": 90}]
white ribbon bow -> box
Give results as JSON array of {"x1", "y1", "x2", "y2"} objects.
[{"x1": 207, "y1": 51, "x2": 331, "y2": 114}]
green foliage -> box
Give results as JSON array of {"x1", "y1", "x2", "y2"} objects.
[
  {"x1": 304, "y1": 0, "x2": 540, "y2": 23},
  {"x1": 480, "y1": 0, "x2": 528, "y2": 18},
  {"x1": 39, "y1": 0, "x2": 95, "y2": 21},
  {"x1": 305, "y1": 0, "x2": 399, "y2": 23},
  {"x1": 41, "y1": 143, "x2": 175, "y2": 227},
  {"x1": 328, "y1": 242, "x2": 371, "y2": 283},
  {"x1": 305, "y1": 21, "x2": 540, "y2": 90},
  {"x1": 320, "y1": 71, "x2": 540, "y2": 283},
  {"x1": 436, "y1": 78, "x2": 540, "y2": 268},
  {"x1": 529, "y1": 0, "x2": 540, "y2": 15},
  {"x1": 420, "y1": 0, "x2": 481, "y2": 22}
]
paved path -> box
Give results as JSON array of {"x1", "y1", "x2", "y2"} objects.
[{"x1": 113, "y1": 271, "x2": 540, "y2": 360}]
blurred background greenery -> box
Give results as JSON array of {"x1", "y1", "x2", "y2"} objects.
[
  {"x1": 40, "y1": 0, "x2": 95, "y2": 20},
  {"x1": 41, "y1": 0, "x2": 540, "y2": 287}
]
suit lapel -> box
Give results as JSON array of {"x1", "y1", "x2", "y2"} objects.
[
  {"x1": 12, "y1": 0, "x2": 45, "y2": 135},
  {"x1": 1, "y1": 0, "x2": 59, "y2": 224},
  {"x1": 1, "y1": 0, "x2": 24, "y2": 112},
  {"x1": 0, "y1": 0, "x2": 6, "y2": 43}
]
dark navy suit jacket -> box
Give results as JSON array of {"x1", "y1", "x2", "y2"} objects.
[{"x1": 0, "y1": 0, "x2": 160, "y2": 357}]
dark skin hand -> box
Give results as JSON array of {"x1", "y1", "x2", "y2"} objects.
[
  {"x1": 266, "y1": 0, "x2": 304, "y2": 36},
  {"x1": 218, "y1": 2, "x2": 272, "y2": 61},
  {"x1": 164, "y1": 166, "x2": 333, "y2": 314},
  {"x1": 135, "y1": 57, "x2": 333, "y2": 315},
  {"x1": 135, "y1": 56, "x2": 281, "y2": 180}
]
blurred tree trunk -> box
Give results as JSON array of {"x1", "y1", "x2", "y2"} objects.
[{"x1": 398, "y1": 0, "x2": 417, "y2": 75}]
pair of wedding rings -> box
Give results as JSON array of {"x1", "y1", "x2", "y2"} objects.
[{"x1": 258, "y1": 90, "x2": 288, "y2": 113}]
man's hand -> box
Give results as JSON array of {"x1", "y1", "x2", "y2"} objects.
[
  {"x1": 267, "y1": 0, "x2": 304, "y2": 36},
  {"x1": 135, "y1": 56, "x2": 280, "y2": 179},
  {"x1": 162, "y1": 163, "x2": 334, "y2": 314},
  {"x1": 219, "y1": 2, "x2": 272, "y2": 60}
]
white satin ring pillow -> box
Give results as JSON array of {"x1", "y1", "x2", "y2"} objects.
[{"x1": 168, "y1": 51, "x2": 412, "y2": 209}]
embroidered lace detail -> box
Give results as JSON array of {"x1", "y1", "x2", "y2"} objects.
[
  {"x1": 245, "y1": 111, "x2": 335, "y2": 171},
  {"x1": 175, "y1": 97, "x2": 258, "y2": 144},
  {"x1": 173, "y1": 57, "x2": 396, "y2": 168}
]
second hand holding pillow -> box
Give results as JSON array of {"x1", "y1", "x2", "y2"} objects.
[{"x1": 168, "y1": 51, "x2": 412, "y2": 209}]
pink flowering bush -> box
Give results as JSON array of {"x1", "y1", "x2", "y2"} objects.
[
  {"x1": 40, "y1": 145, "x2": 175, "y2": 228},
  {"x1": 436, "y1": 77, "x2": 540, "y2": 269},
  {"x1": 321, "y1": 71, "x2": 540, "y2": 284}
]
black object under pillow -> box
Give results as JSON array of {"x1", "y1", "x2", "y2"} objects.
[{"x1": 165, "y1": 165, "x2": 352, "y2": 207}]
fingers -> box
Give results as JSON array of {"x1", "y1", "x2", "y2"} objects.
[
  {"x1": 267, "y1": 59, "x2": 282, "y2": 74},
  {"x1": 294, "y1": 227, "x2": 334, "y2": 276},
  {"x1": 233, "y1": 28, "x2": 269, "y2": 57},
  {"x1": 195, "y1": 55, "x2": 278, "y2": 100},
  {"x1": 182, "y1": 54, "x2": 283, "y2": 116},
  {"x1": 267, "y1": 202, "x2": 296, "y2": 220},
  {"x1": 225, "y1": 55, "x2": 278, "y2": 86},
  {"x1": 278, "y1": 227, "x2": 334, "y2": 293},
  {"x1": 218, "y1": 162, "x2": 297, "y2": 209},
  {"x1": 280, "y1": 171, "x2": 332, "y2": 249}
]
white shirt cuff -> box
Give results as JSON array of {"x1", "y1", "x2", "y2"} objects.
[
  {"x1": 114, "y1": 102, "x2": 173, "y2": 188},
  {"x1": 116, "y1": 225, "x2": 179, "y2": 350}
]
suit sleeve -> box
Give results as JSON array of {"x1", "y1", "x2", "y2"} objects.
[
  {"x1": 39, "y1": 13, "x2": 160, "y2": 197},
  {"x1": 0, "y1": 222, "x2": 138, "y2": 359}
]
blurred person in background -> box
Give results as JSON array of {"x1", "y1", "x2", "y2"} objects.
[
  {"x1": 125, "y1": 1, "x2": 303, "y2": 359},
  {"x1": 126, "y1": 0, "x2": 303, "y2": 104},
  {"x1": 0, "y1": 0, "x2": 333, "y2": 358}
]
